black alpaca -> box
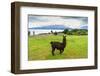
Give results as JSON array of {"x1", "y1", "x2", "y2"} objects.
[{"x1": 50, "y1": 35, "x2": 66, "y2": 56}]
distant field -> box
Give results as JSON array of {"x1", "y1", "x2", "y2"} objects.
[{"x1": 28, "y1": 34, "x2": 88, "y2": 60}]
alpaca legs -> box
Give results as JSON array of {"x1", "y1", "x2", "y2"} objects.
[
  {"x1": 60, "y1": 50, "x2": 62, "y2": 54},
  {"x1": 61, "y1": 49, "x2": 64, "y2": 54},
  {"x1": 52, "y1": 49, "x2": 64, "y2": 55},
  {"x1": 52, "y1": 48, "x2": 55, "y2": 56}
]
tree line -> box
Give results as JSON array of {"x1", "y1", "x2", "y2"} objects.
[{"x1": 63, "y1": 29, "x2": 88, "y2": 35}]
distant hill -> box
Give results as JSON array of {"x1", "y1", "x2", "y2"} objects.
[
  {"x1": 29, "y1": 25, "x2": 71, "y2": 30},
  {"x1": 29, "y1": 24, "x2": 88, "y2": 30}
]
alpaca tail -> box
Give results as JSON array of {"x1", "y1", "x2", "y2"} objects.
[{"x1": 50, "y1": 42, "x2": 53, "y2": 44}]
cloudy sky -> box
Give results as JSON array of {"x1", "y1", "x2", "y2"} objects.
[{"x1": 28, "y1": 15, "x2": 88, "y2": 29}]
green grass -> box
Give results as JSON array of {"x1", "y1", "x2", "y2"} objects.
[{"x1": 28, "y1": 34, "x2": 88, "y2": 60}]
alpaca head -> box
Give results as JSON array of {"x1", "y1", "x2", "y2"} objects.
[
  {"x1": 63, "y1": 35, "x2": 66, "y2": 38},
  {"x1": 63, "y1": 35, "x2": 66, "y2": 41}
]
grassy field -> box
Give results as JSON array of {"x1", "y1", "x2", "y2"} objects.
[{"x1": 28, "y1": 34, "x2": 88, "y2": 60}]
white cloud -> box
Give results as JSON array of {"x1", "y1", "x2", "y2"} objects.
[{"x1": 28, "y1": 16, "x2": 87, "y2": 29}]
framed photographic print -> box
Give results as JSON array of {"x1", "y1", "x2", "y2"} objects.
[{"x1": 11, "y1": 2, "x2": 98, "y2": 74}]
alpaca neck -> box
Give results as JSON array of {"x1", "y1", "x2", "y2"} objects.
[{"x1": 62, "y1": 37, "x2": 66, "y2": 47}]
